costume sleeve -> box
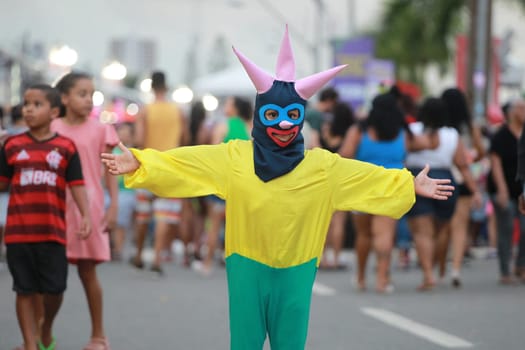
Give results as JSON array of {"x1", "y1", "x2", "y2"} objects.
[
  {"x1": 326, "y1": 152, "x2": 415, "y2": 219},
  {"x1": 124, "y1": 143, "x2": 231, "y2": 199}
]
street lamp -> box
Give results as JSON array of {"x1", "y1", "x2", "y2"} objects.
[
  {"x1": 49, "y1": 45, "x2": 78, "y2": 67},
  {"x1": 101, "y1": 61, "x2": 127, "y2": 81}
]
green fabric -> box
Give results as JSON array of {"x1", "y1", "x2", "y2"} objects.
[
  {"x1": 305, "y1": 108, "x2": 323, "y2": 133},
  {"x1": 226, "y1": 254, "x2": 317, "y2": 350},
  {"x1": 224, "y1": 117, "x2": 250, "y2": 142}
]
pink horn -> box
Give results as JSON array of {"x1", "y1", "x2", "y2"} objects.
[
  {"x1": 275, "y1": 24, "x2": 295, "y2": 82},
  {"x1": 295, "y1": 65, "x2": 347, "y2": 100},
  {"x1": 232, "y1": 46, "x2": 274, "y2": 94}
]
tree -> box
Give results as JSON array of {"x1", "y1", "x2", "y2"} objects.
[{"x1": 374, "y1": 0, "x2": 466, "y2": 87}]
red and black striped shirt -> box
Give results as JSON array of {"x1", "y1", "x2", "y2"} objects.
[{"x1": 0, "y1": 132, "x2": 84, "y2": 245}]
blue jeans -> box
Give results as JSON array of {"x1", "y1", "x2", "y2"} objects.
[
  {"x1": 492, "y1": 197, "x2": 525, "y2": 277},
  {"x1": 396, "y1": 216, "x2": 412, "y2": 250}
]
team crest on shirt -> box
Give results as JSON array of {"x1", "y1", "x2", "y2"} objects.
[{"x1": 46, "y1": 149, "x2": 62, "y2": 169}]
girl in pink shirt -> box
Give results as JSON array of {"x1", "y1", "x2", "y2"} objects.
[{"x1": 52, "y1": 72, "x2": 119, "y2": 350}]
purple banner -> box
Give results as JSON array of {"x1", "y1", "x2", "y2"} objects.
[
  {"x1": 332, "y1": 37, "x2": 375, "y2": 111},
  {"x1": 365, "y1": 59, "x2": 395, "y2": 99}
]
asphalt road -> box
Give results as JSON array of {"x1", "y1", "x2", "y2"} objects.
[{"x1": 1, "y1": 249, "x2": 524, "y2": 350}]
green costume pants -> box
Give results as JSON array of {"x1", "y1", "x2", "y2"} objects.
[{"x1": 226, "y1": 254, "x2": 317, "y2": 350}]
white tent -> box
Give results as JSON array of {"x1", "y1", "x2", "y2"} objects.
[{"x1": 192, "y1": 66, "x2": 257, "y2": 98}]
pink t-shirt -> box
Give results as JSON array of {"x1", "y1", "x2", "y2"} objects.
[{"x1": 52, "y1": 118, "x2": 119, "y2": 263}]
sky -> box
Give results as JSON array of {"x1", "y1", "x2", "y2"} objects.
[
  {"x1": 0, "y1": 0, "x2": 384, "y2": 86},
  {"x1": 1, "y1": 0, "x2": 524, "y2": 98}
]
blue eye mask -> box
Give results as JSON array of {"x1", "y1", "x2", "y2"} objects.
[{"x1": 258, "y1": 103, "x2": 305, "y2": 126}]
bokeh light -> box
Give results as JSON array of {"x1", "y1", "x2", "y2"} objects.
[
  {"x1": 92, "y1": 91, "x2": 105, "y2": 107},
  {"x1": 202, "y1": 94, "x2": 219, "y2": 111},
  {"x1": 172, "y1": 86, "x2": 194, "y2": 104}
]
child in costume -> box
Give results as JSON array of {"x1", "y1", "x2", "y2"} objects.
[{"x1": 102, "y1": 27, "x2": 453, "y2": 350}]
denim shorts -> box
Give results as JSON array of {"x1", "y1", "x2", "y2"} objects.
[
  {"x1": 406, "y1": 168, "x2": 458, "y2": 220},
  {"x1": 117, "y1": 190, "x2": 136, "y2": 228}
]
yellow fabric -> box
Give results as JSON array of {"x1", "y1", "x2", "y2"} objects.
[
  {"x1": 144, "y1": 102, "x2": 182, "y2": 151},
  {"x1": 125, "y1": 140, "x2": 415, "y2": 268}
]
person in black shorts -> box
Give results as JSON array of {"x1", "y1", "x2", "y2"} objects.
[
  {"x1": 405, "y1": 98, "x2": 479, "y2": 291},
  {"x1": 0, "y1": 84, "x2": 90, "y2": 350}
]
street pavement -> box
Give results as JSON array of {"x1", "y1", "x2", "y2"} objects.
[{"x1": 1, "y1": 248, "x2": 524, "y2": 350}]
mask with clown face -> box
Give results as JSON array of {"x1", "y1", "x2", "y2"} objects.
[{"x1": 233, "y1": 26, "x2": 346, "y2": 182}]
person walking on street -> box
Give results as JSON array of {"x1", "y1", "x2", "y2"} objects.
[
  {"x1": 131, "y1": 71, "x2": 187, "y2": 275},
  {"x1": 52, "y1": 72, "x2": 119, "y2": 350},
  {"x1": 3, "y1": 85, "x2": 90, "y2": 350}
]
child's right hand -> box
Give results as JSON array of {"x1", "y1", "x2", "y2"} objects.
[
  {"x1": 78, "y1": 215, "x2": 91, "y2": 239},
  {"x1": 101, "y1": 142, "x2": 140, "y2": 175}
]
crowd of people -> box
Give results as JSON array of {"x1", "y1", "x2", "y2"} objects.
[{"x1": 1, "y1": 63, "x2": 524, "y2": 349}]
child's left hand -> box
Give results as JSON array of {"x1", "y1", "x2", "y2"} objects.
[
  {"x1": 414, "y1": 164, "x2": 455, "y2": 200},
  {"x1": 78, "y1": 215, "x2": 91, "y2": 239}
]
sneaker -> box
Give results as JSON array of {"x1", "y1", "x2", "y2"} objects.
[
  {"x1": 150, "y1": 264, "x2": 164, "y2": 276},
  {"x1": 191, "y1": 260, "x2": 212, "y2": 277},
  {"x1": 376, "y1": 283, "x2": 395, "y2": 294},
  {"x1": 128, "y1": 257, "x2": 144, "y2": 269}
]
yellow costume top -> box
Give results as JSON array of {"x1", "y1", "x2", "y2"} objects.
[{"x1": 125, "y1": 140, "x2": 415, "y2": 268}]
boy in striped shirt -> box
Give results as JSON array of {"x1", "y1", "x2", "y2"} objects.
[{"x1": 0, "y1": 84, "x2": 90, "y2": 350}]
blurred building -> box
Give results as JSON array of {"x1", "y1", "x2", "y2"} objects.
[{"x1": 109, "y1": 38, "x2": 156, "y2": 77}]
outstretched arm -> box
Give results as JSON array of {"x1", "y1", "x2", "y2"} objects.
[
  {"x1": 413, "y1": 164, "x2": 454, "y2": 200},
  {"x1": 329, "y1": 153, "x2": 454, "y2": 218},
  {"x1": 101, "y1": 142, "x2": 139, "y2": 175},
  {"x1": 101, "y1": 142, "x2": 231, "y2": 199}
]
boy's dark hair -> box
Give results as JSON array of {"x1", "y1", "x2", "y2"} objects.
[
  {"x1": 319, "y1": 87, "x2": 339, "y2": 102},
  {"x1": 418, "y1": 97, "x2": 447, "y2": 130},
  {"x1": 151, "y1": 71, "x2": 167, "y2": 91},
  {"x1": 10, "y1": 104, "x2": 23, "y2": 124},
  {"x1": 232, "y1": 96, "x2": 252, "y2": 122},
  {"x1": 28, "y1": 84, "x2": 61, "y2": 109},
  {"x1": 54, "y1": 72, "x2": 92, "y2": 116}
]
